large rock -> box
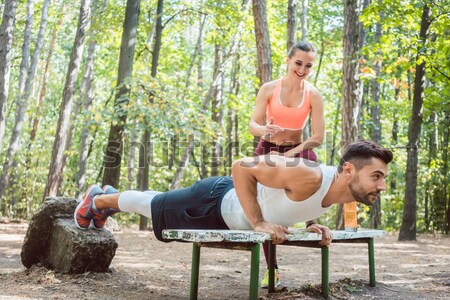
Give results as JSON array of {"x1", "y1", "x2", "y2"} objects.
[{"x1": 21, "y1": 197, "x2": 118, "y2": 273}]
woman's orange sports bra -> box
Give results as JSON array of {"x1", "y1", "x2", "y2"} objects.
[{"x1": 266, "y1": 78, "x2": 311, "y2": 130}]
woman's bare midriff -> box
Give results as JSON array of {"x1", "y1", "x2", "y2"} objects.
[{"x1": 263, "y1": 128, "x2": 303, "y2": 145}]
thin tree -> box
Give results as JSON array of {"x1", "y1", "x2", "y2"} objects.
[
  {"x1": 226, "y1": 47, "x2": 241, "y2": 172},
  {"x1": 301, "y1": 0, "x2": 308, "y2": 41},
  {"x1": 399, "y1": 3, "x2": 431, "y2": 241},
  {"x1": 424, "y1": 113, "x2": 437, "y2": 230},
  {"x1": 300, "y1": 0, "x2": 311, "y2": 140},
  {"x1": 43, "y1": 0, "x2": 91, "y2": 198},
  {"x1": 137, "y1": 0, "x2": 160, "y2": 230},
  {"x1": 252, "y1": 0, "x2": 272, "y2": 151},
  {"x1": 336, "y1": 0, "x2": 366, "y2": 229},
  {"x1": 443, "y1": 118, "x2": 449, "y2": 234},
  {"x1": 287, "y1": 0, "x2": 297, "y2": 51},
  {"x1": 0, "y1": 0, "x2": 17, "y2": 152},
  {"x1": 76, "y1": 0, "x2": 107, "y2": 198},
  {"x1": 369, "y1": 10, "x2": 383, "y2": 229},
  {"x1": 102, "y1": 0, "x2": 141, "y2": 188},
  {"x1": 252, "y1": 0, "x2": 272, "y2": 85},
  {"x1": 0, "y1": 0, "x2": 34, "y2": 202}
]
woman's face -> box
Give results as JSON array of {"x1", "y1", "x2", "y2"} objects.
[{"x1": 286, "y1": 50, "x2": 316, "y2": 80}]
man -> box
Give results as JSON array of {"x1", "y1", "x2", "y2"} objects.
[{"x1": 75, "y1": 140, "x2": 392, "y2": 246}]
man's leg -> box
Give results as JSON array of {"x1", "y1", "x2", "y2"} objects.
[
  {"x1": 94, "y1": 193, "x2": 120, "y2": 210},
  {"x1": 95, "y1": 190, "x2": 161, "y2": 218},
  {"x1": 74, "y1": 185, "x2": 161, "y2": 229}
]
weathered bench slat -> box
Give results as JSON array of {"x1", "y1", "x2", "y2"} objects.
[
  {"x1": 163, "y1": 228, "x2": 385, "y2": 242},
  {"x1": 163, "y1": 229, "x2": 269, "y2": 243}
]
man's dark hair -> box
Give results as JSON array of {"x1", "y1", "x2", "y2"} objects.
[{"x1": 337, "y1": 141, "x2": 393, "y2": 173}]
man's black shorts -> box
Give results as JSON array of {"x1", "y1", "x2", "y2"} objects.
[{"x1": 151, "y1": 176, "x2": 234, "y2": 242}]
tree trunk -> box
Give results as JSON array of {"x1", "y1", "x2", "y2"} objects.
[
  {"x1": 425, "y1": 113, "x2": 437, "y2": 230},
  {"x1": 226, "y1": 49, "x2": 240, "y2": 173},
  {"x1": 0, "y1": 0, "x2": 17, "y2": 152},
  {"x1": 399, "y1": 4, "x2": 431, "y2": 241},
  {"x1": 252, "y1": 0, "x2": 272, "y2": 148},
  {"x1": 390, "y1": 49, "x2": 403, "y2": 191},
  {"x1": 301, "y1": 0, "x2": 308, "y2": 41},
  {"x1": 137, "y1": 0, "x2": 161, "y2": 229},
  {"x1": 252, "y1": 0, "x2": 272, "y2": 85},
  {"x1": 443, "y1": 120, "x2": 449, "y2": 234},
  {"x1": 62, "y1": 0, "x2": 104, "y2": 195},
  {"x1": 287, "y1": 0, "x2": 297, "y2": 51},
  {"x1": 76, "y1": 0, "x2": 106, "y2": 198},
  {"x1": 337, "y1": 0, "x2": 365, "y2": 229},
  {"x1": 127, "y1": 119, "x2": 138, "y2": 190},
  {"x1": 313, "y1": 40, "x2": 325, "y2": 86},
  {"x1": 102, "y1": 0, "x2": 141, "y2": 187},
  {"x1": 328, "y1": 99, "x2": 341, "y2": 166},
  {"x1": 137, "y1": 128, "x2": 151, "y2": 230},
  {"x1": 369, "y1": 17, "x2": 383, "y2": 229},
  {"x1": 0, "y1": 0, "x2": 34, "y2": 202},
  {"x1": 199, "y1": 40, "x2": 208, "y2": 180},
  {"x1": 300, "y1": 0, "x2": 310, "y2": 140},
  {"x1": 43, "y1": 0, "x2": 91, "y2": 199},
  {"x1": 341, "y1": 0, "x2": 365, "y2": 145}
]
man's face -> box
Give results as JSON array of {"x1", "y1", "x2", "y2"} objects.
[{"x1": 348, "y1": 158, "x2": 388, "y2": 205}]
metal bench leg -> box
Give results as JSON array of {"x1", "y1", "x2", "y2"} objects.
[
  {"x1": 249, "y1": 243, "x2": 260, "y2": 300},
  {"x1": 268, "y1": 242, "x2": 276, "y2": 293},
  {"x1": 321, "y1": 246, "x2": 329, "y2": 298},
  {"x1": 368, "y1": 238, "x2": 376, "y2": 286},
  {"x1": 190, "y1": 243, "x2": 201, "y2": 300}
]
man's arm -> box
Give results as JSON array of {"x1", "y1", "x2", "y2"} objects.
[
  {"x1": 231, "y1": 156, "x2": 298, "y2": 243},
  {"x1": 305, "y1": 219, "x2": 333, "y2": 246}
]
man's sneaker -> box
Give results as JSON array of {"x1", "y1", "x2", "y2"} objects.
[
  {"x1": 260, "y1": 269, "x2": 281, "y2": 289},
  {"x1": 91, "y1": 185, "x2": 121, "y2": 229},
  {"x1": 74, "y1": 185, "x2": 105, "y2": 229},
  {"x1": 102, "y1": 185, "x2": 119, "y2": 194}
]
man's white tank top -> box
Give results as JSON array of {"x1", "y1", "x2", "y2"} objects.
[{"x1": 220, "y1": 165, "x2": 337, "y2": 230}]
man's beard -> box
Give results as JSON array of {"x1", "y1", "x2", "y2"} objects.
[{"x1": 349, "y1": 175, "x2": 378, "y2": 206}]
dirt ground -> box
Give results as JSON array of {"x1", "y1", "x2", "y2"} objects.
[{"x1": 0, "y1": 222, "x2": 449, "y2": 300}]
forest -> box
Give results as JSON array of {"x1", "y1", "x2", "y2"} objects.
[{"x1": 0, "y1": 0, "x2": 448, "y2": 240}]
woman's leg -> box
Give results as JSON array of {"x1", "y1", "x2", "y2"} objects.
[{"x1": 259, "y1": 143, "x2": 317, "y2": 285}]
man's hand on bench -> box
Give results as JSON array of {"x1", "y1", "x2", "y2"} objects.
[
  {"x1": 254, "y1": 221, "x2": 291, "y2": 244},
  {"x1": 306, "y1": 224, "x2": 333, "y2": 246}
]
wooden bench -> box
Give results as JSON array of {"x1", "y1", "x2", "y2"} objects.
[{"x1": 162, "y1": 229, "x2": 385, "y2": 299}]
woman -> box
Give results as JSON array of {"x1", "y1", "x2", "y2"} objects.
[{"x1": 249, "y1": 41, "x2": 329, "y2": 289}]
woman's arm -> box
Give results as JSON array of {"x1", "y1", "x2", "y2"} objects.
[{"x1": 249, "y1": 82, "x2": 284, "y2": 137}]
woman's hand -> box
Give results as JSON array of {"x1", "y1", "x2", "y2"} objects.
[
  {"x1": 263, "y1": 117, "x2": 284, "y2": 137},
  {"x1": 263, "y1": 123, "x2": 284, "y2": 136}
]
